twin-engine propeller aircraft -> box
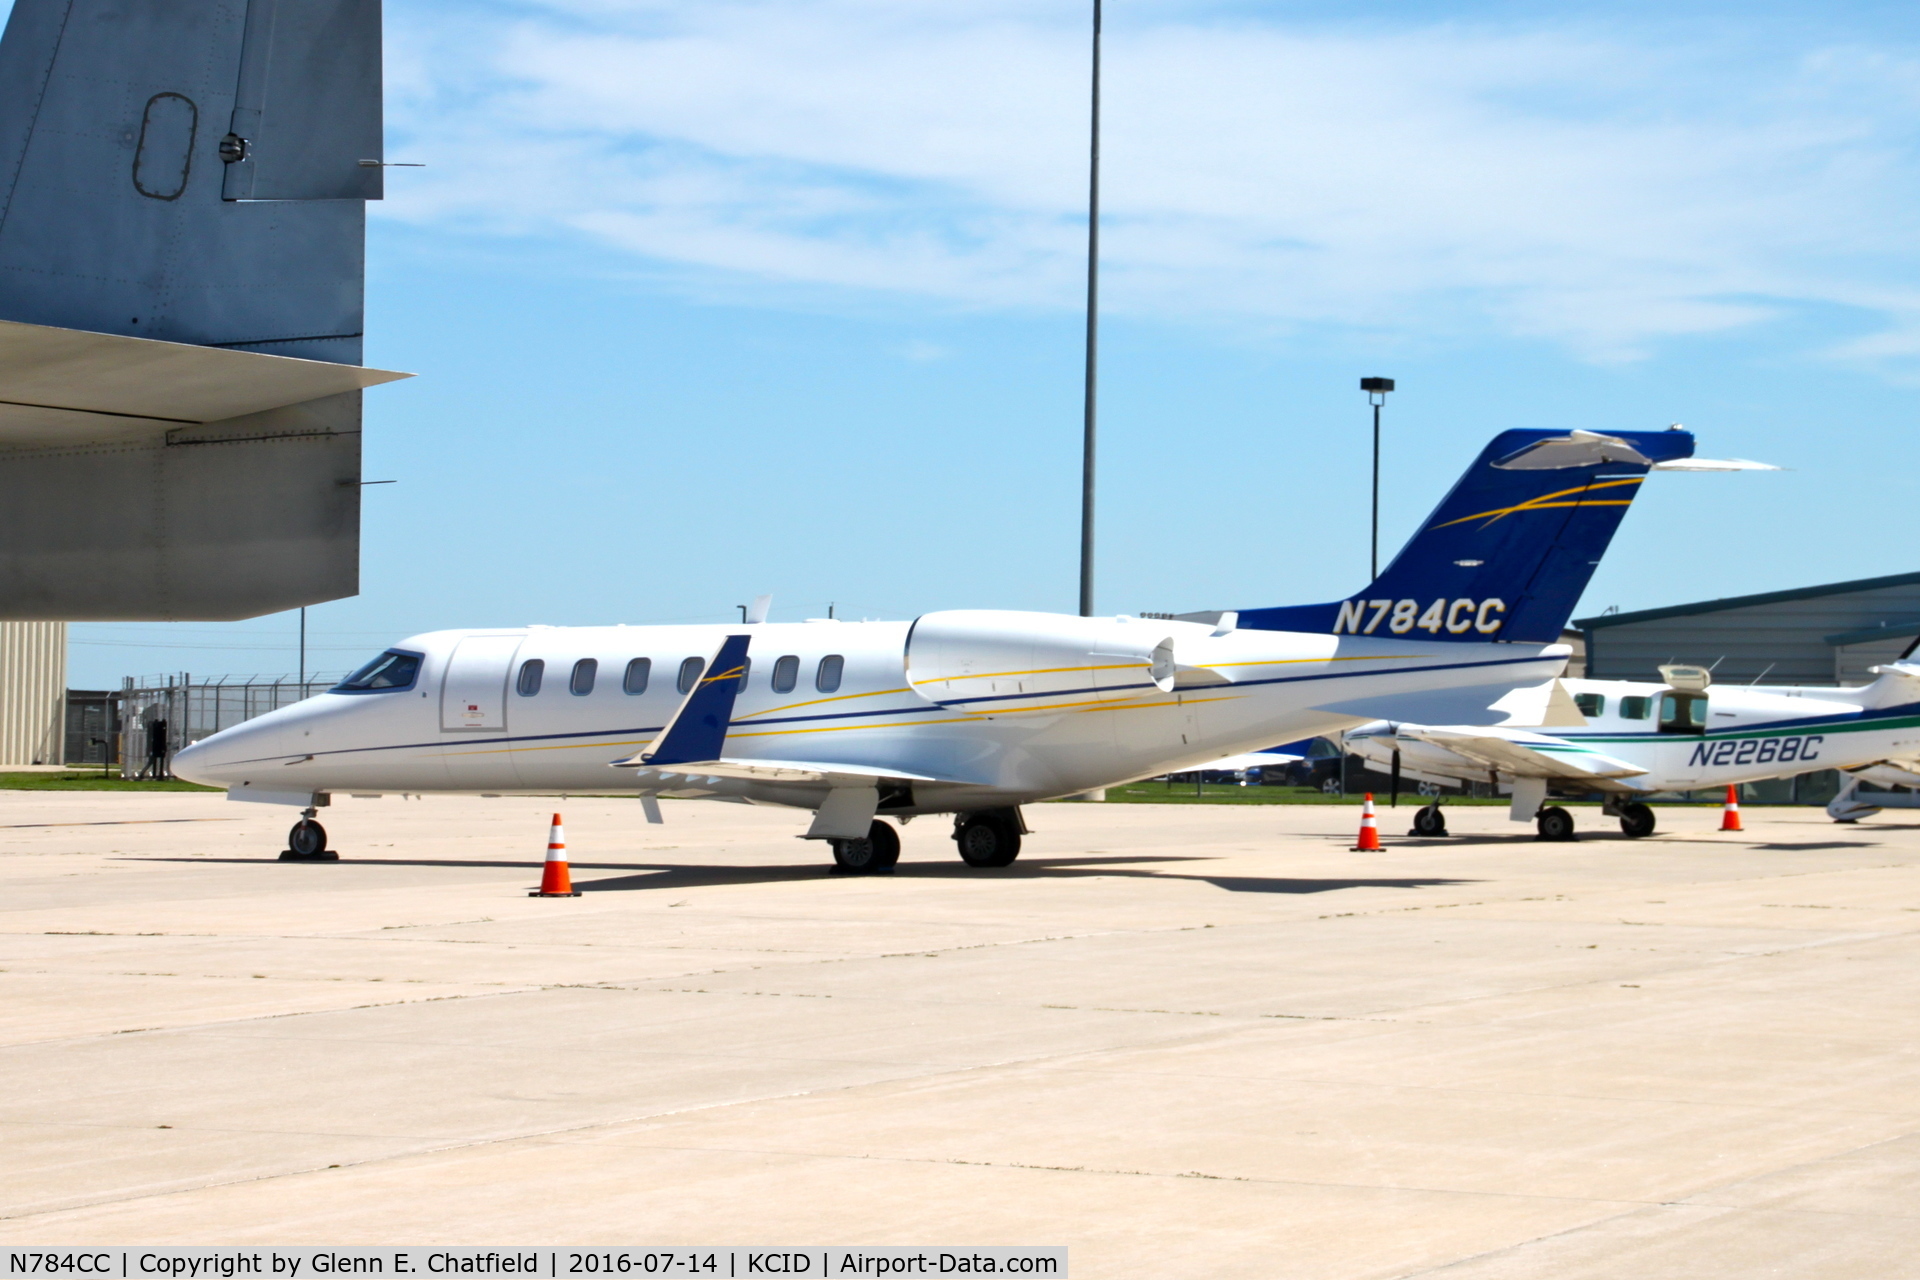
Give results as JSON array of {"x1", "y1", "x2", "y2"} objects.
[
  {"x1": 175, "y1": 427, "x2": 1700, "y2": 871},
  {"x1": 1344, "y1": 660, "x2": 1920, "y2": 840}
]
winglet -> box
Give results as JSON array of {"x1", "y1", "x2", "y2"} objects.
[{"x1": 625, "y1": 634, "x2": 752, "y2": 767}]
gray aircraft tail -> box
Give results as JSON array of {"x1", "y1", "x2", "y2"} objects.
[{"x1": 0, "y1": 0, "x2": 396, "y2": 620}]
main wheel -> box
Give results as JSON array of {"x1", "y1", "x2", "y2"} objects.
[
  {"x1": 1412, "y1": 804, "x2": 1448, "y2": 837},
  {"x1": 955, "y1": 814, "x2": 1021, "y2": 867},
  {"x1": 1320, "y1": 777, "x2": 1343, "y2": 796},
  {"x1": 1535, "y1": 806, "x2": 1576, "y2": 842},
  {"x1": 288, "y1": 818, "x2": 328, "y2": 857},
  {"x1": 831, "y1": 820, "x2": 900, "y2": 874},
  {"x1": 1617, "y1": 802, "x2": 1656, "y2": 838}
]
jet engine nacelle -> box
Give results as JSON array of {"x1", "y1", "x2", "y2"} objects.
[{"x1": 905, "y1": 610, "x2": 1175, "y2": 716}]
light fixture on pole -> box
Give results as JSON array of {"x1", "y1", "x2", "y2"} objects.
[
  {"x1": 1078, "y1": 0, "x2": 1102, "y2": 618},
  {"x1": 1360, "y1": 376, "x2": 1394, "y2": 580}
]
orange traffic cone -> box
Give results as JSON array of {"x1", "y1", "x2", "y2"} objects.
[
  {"x1": 1719, "y1": 785, "x2": 1743, "y2": 832},
  {"x1": 1352, "y1": 792, "x2": 1383, "y2": 851},
  {"x1": 530, "y1": 813, "x2": 582, "y2": 897}
]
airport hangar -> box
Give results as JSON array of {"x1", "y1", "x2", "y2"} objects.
[
  {"x1": 1575, "y1": 570, "x2": 1920, "y2": 686},
  {"x1": 0, "y1": 0, "x2": 402, "y2": 765}
]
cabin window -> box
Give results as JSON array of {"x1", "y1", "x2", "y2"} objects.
[
  {"x1": 570, "y1": 658, "x2": 597, "y2": 696},
  {"x1": 516, "y1": 659, "x2": 545, "y2": 697},
  {"x1": 623, "y1": 657, "x2": 651, "y2": 695},
  {"x1": 333, "y1": 649, "x2": 421, "y2": 694},
  {"x1": 1573, "y1": 693, "x2": 1605, "y2": 718},
  {"x1": 1620, "y1": 695, "x2": 1651, "y2": 720},
  {"x1": 677, "y1": 656, "x2": 704, "y2": 694},
  {"x1": 735, "y1": 658, "x2": 752, "y2": 693},
  {"x1": 1659, "y1": 692, "x2": 1706, "y2": 734},
  {"x1": 772, "y1": 654, "x2": 800, "y2": 694},
  {"x1": 816, "y1": 654, "x2": 844, "y2": 693}
]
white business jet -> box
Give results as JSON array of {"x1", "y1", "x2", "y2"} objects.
[
  {"x1": 1344, "y1": 660, "x2": 1920, "y2": 840},
  {"x1": 174, "y1": 427, "x2": 1700, "y2": 872}
]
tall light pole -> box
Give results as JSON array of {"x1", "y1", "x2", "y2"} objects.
[
  {"x1": 298, "y1": 606, "x2": 307, "y2": 689},
  {"x1": 1078, "y1": 0, "x2": 1102, "y2": 617},
  {"x1": 1361, "y1": 376, "x2": 1394, "y2": 579}
]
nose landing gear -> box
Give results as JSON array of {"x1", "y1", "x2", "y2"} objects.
[
  {"x1": 1410, "y1": 803, "x2": 1449, "y2": 837},
  {"x1": 279, "y1": 808, "x2": 338, "y2": 861}
]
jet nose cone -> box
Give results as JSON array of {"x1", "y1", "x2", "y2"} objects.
[
  {"x1": 170, "y1": 737, "x2": 219, "y2": 787},
  {"x1": 169, "y1": 714, "x2": 292, "y2": 787}
]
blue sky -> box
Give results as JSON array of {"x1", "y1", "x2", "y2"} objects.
[{"x1": 57, "y1": 0, "x2": 1920, "y2": 686}]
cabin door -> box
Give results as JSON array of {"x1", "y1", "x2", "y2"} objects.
[{"x1": 440, "y1": 635, "x2": 523, "y2": 731}]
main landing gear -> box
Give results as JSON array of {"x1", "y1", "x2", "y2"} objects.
[
  {"x1": 821, "y1": 808, "x2": 1028, "y2": 874},
  {"x1": 1616, "y1": 802, "x2": 1656, "y2": 838},
  {"x1": 1532, "y1": 800, "x2": 1655, "y2": 841},
  {"x1": 830, "y1": 820, "x2": 900, "y2": 874},
  {"x1": 1535, "y1": 806, "x2": 1577, "y2": 842},
  {"x1": 954, "y1": 809, "x2": 1023, "y2": 867},
  {"x1": 280, "y1": 807, "x2": 338, "y2": 861},
  {"x1": 1606, "y1": 799, "x2": 1657, "y2": 838},
  {"x1": 1410, "y1": 803, "x2": 1448, "y2": 837}
]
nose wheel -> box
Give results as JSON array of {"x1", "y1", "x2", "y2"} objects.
[{"x1": 280, "y1": 808, "x2": 338, "y2": 862}]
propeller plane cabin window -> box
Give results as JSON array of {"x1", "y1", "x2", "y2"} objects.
[{"x1": 1659, "y1": 692, "x2": 1707, "y2": 734}]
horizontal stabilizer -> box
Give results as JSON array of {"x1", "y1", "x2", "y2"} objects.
[
  {"x1": 1857, "y1": 662, "x2": 1920, "y2": 711},
  {"x1": 0, "y1": 320, "x2": 410, "y2": 447},
  {"x1": 1651, "y1": 457, "x2": 1781, "y2": 472}
]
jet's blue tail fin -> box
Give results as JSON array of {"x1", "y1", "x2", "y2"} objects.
[{"x1": 1239, "y1": 428, "x2": 1694, "y2": 644}]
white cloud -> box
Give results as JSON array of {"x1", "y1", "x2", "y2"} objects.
[{"x1": 384, "y1": 1, "x2": 1920, "y2": 361}]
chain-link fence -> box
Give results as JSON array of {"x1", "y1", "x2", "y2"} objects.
[{"x1": 116, "y1": 673, "x2": 344, "y2": 779}]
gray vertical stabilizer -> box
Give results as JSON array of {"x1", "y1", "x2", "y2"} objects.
[{"x1": 0, "y1": 0, "x2": 396, "y2": 621}]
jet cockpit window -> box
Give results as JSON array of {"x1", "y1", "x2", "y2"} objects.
[
  {"x1": 1574, "y1": 693, "x2": 1605, "y2": 718},
  {"x1": 570, "y1": 658, "x2": 597, "y2": 696},
  {"x1": 1658, "y1": 692, "x2": 1706, "y2": 734},
  {"x1": 816, "y1": 654, "x2": 844, "y2": 693},
  {"x1": 677, "y1": 657, "x2": 704, "y2": 694},
  {"x1": 332, "y1": 649, "x2": 422, "y2": 694},
  {"x1": 623, "y1": 658, "x2": 651, "y2": 695},
  {"x1": 516, "y1": 659, "x2": 545, "y2": 697},
  {"x1": 772, "y1": 654, "x2": 800, "y2": 694},
  {"x1": 1620, "y1": 695, "x2": 1651, "y2": 720}
]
